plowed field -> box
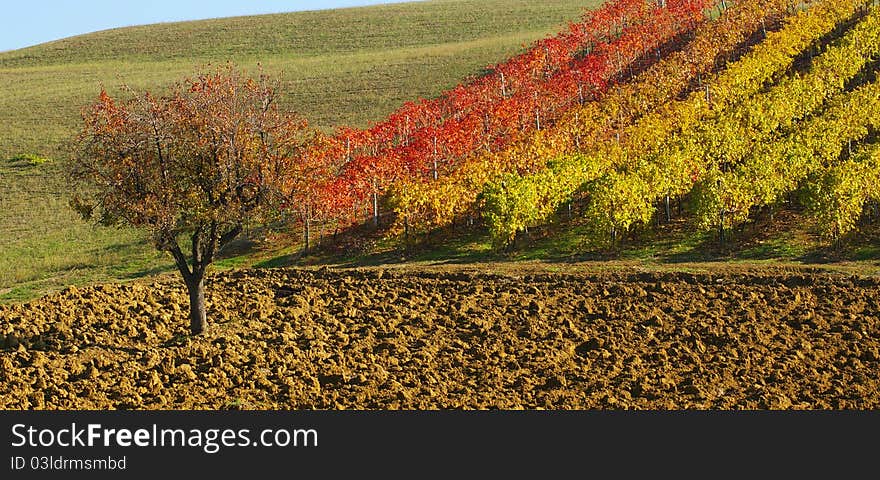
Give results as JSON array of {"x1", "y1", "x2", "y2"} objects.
[{"x1": 1, "y1": 267, "x2": 878, "y2": 409}]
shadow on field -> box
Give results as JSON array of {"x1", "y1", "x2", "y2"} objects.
[{"x1": 151, "y1": 203, "x2": 880, "y2": 276}]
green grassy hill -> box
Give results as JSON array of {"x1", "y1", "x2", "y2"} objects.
[
  {"x1": 0, "y1": 0, "x2": 594, "y2": 157},
  {"x1": 0, "y1": 0, "x2": 598, "y2": 301}
]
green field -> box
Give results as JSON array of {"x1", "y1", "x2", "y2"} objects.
[{"x1": 0, "y1": 0, "x2": 598, "y2": 301}]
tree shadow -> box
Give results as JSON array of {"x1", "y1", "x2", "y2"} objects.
[
  {"x1": 216, "y1": 236, "x2": 258, "y2": 260},
  {"x1": 795, "y1": 225, "x2": 880, "y2": 265}
]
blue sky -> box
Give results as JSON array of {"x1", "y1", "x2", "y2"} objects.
[{"x1": 0, "y1": 1, "x2": 408, "y2": 52}]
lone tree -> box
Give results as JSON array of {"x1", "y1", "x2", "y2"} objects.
[{"x1": 69, "y1": 65, "x2": 312, "y2": 334}]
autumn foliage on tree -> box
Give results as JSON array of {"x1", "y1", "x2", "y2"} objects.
[{"x1": 69, "y1": 65, "x2": 313, "y2": 334}]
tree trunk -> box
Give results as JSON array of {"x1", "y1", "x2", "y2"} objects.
[
  {"x1": 373, "y1": 192, "x2": 379, "y2": 227},
  {"x1": 187, "y1": 275, "x2": 207, "y2": 335},
  {"x1": 304, "y1": 215, "x2": 311, "y2": 254},
  {"x1": 665, "y1": 195, "x2": 671, "y2": 223}
]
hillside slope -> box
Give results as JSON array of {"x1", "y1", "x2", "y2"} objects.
[
  {"x1": 0, "y1": 0, "x2": 597, "y2": 301},
  {"x1": 0, "y1": 0, "x2": 594, "y2": 157}
]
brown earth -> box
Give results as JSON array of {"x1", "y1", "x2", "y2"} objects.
[{"x1": 1, "y1": 267, "x2": 878, "y2": 410}]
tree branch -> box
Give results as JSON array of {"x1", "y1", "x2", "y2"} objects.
[
  {"x1": 167, "y1": 240, "x2": 193, "y2": 283},
  {"x1": 201, "y1": 221, "x2": 220, "y2": 273},
  {"x1": 191, "y1": 225, "x2": 203, "y2": 269},
  {"x1": 218, "y1": 224, "x2": 243, "y2": 252}
]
